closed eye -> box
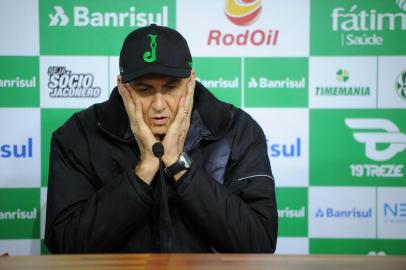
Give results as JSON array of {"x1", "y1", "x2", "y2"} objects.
[
  {"x1": 164, "y1": 79, "x2": 181, "y2": 91},
  {"x1": 128, "y1": 81, "x2": 151, "y2": 93}
]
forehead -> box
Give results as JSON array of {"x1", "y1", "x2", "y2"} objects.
[{"x1": 132, "y1": 74, "x2": 183, "y2": 85}]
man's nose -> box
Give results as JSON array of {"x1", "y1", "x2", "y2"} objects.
[{"x1": 151, "y1": 92, "x2": 166, "y2": 111}]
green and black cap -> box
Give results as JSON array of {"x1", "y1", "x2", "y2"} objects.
[{"x1": 119, "y1": 24, "x2": 192, "y2": 83}]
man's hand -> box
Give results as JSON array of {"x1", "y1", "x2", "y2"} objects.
[
  {"x1": 117, "y1": 76, "x2": 159, "y2": 184},
  {"x1": 162, "y1": 77, "x2": 196, "y2": 181}
]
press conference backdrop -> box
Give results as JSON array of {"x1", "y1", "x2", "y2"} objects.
[{"x1": 0, "y1": 0, "x2": 405, "y2": 256}]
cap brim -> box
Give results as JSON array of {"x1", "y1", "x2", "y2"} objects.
[{"x1": 122, "y1": 65, "x2": 191, "y2": 83}]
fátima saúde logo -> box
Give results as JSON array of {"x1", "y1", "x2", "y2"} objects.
[
  {"x1": 397, "y1": 0, "x2": 406, "y2": 11},
  {"x1": 345, "y1": 118, "x2": 406, "y2": 178},
  {"x1": 331, "y1": 0, "x2": 406, "y2": 47},
  {"x1": 47, "y1": 66, "x2": 101, "y2": 98},
  {"x1": 395, "y1": 70, "x2": 406, "y2": 100},
  {"x1": 311, "y1": 0, "x2": 406, "y2": 55},
  {"x1": 208, "y1": 0, "x2": 278, "y2": 46},
  {"x1": 225, "y1": 0, "x2": 262, "y2": 26}
]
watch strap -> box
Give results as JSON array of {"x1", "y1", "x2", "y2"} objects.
[{"x1": 164, "y1": 152, "x2": 192, "y2": 178}]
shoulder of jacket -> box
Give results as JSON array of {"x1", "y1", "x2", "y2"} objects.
[{"x1": 52, "y1": 105, "x2": 98, "y2": 144}]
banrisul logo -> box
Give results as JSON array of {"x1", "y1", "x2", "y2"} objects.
[
  {"x1": 345, "y1": 118, "x2": 406, "y2": 178},
  {"x1": 40, "y1": 1, "x2": 175, "y2": 55},
  {"x1": 278, "y1": 206, "x2": 305, "y2": 218},
  {"x1": 267, "y1": 137, "x2": 302, "y2": 158},
  {"x1": 48, "y1": 5, "x2": 168, "y2": 28},
  {"x1": 276, "y1": 188, "x2": 307, "y2": 237},
  {"x1": 0, "y1": 77, "x2": 36, "y2": 89},
  {"x1": 332, "y1": 1, "x2": 406, "y2": 47},
  {"x1": 395, "y1": 70, "x2": 406, "y2": 100},
  {"x1": 208, "y1": 0, "x2": 278, "y2": 46},
  {"x1": 315, "y1": 68, "x2": 370, "y2": 97},
  {"x1": 0, "y1": 57, "x2": 39, "y2": 107},
  {"x1": 248, "y1": 77, "x2": 305, "y2": 89},
  {"x1": 1, "y1": 138, "x2": 33, "y2": 159},
  {"x1": 0, "y1": 208, "x2": 37, "y2": 220},
  {"x1": 47, "y1": 66, "x2": 101, "y2": 98},
  {"x1": 315, "y1": 207, "x2": 372, "y2": 219},
  {"x1": 49, "y1": 6, "x2": 69, "y2": 26},
  {"x1": 245, "y1": 57, "x2": 308, "y2": 107},
  {"x1": 225, "y1": 0, "x2": 262, "y2": 26},
  {"x1": 0, "y1": 189, "x2": 40, "y2": 239},
  {"x1": 197, "y1": 76, "x2": 239, "y2": 89}
]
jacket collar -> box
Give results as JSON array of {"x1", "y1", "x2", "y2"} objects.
[{"x1": 97, "y1": 81, "x2": 235, "y2": 142}]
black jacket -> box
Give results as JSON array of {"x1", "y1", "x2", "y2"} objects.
[{"x1": 45, "y1": 82, "x2": 278, "y2": 253}]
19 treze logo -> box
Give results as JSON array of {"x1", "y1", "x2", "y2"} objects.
[
  {"x1": 47, "y1": 66, "x2": 101, "y2": 98},
  {"x1": 345, "y1": 118, "x2": 406, "y2": 178}
]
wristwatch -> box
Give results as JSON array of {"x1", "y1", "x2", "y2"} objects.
[{"x1": 164, "y1": 152, "x2": 193, "y2": 178}]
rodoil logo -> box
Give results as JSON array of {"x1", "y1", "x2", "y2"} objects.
[
  {"x1": 225, "y1": 0, "x2": 262, "y2": 26},
  {"x1": 207, "y1": 0, "x2": 279, "y2": 47},
  {"x1": 345, "y1": 118, "x2": 406, "y2": 178}
]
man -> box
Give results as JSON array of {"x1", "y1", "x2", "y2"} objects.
[{"x1": 45, "y1": 24, "x2": 278, "y2": 253}]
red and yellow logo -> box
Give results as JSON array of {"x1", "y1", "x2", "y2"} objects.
[{"x1": 225, "y1": 0, "x2": 262, "y2": 26}]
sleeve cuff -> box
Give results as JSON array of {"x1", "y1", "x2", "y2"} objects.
[{"x1": 126, "y1": 168, "x2": 153, "y2": 205}]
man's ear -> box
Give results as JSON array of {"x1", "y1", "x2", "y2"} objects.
[{"x1": 117, "y1": 75, "x2": 122, "y2": 85}]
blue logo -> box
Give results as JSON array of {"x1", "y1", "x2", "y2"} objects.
[
  {"x1": 315, "y1": 208, "x2": 324, "y2": 217},
  {"x1": 384, "y1": 203, "x2": 406, "y2": 217},
  {"x1": 267, "y1": 137, "x2": 301, "y2": 158},
  {"x1": 0, "y1": 138, "x2": 33, "y2": 158},
  {"x1": 383, "y1": 203, "x2": 406, "y2": 223},
  {"x1": 315, "y1": 207, "x2": 372, "y2": 218}
]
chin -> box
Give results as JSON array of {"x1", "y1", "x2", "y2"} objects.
[{"x1": 151, "y1": 127, "x2": 167, "y2": 137}]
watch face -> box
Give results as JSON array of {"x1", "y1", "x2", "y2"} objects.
[{"x1": 180, "y1": 152, "x2": 192, "y2": 169}]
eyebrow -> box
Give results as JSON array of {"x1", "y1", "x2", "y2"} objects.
[
  {"x1": 129, "y1": 81, "x2": 150, "y2": 88},
  {"x1": 164, "y1": 78, "x2": 182, "y2": 85}
]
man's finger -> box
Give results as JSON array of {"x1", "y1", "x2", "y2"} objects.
[
  {"x1": 118, "y1": 80, "x2": 137, "y2": 121},
  {"x1": 171, "y1": 96, "x2": 186, "y2": 129},
  {"x1": 185, "y1": 77, "x2": 195, "y2": 112}
]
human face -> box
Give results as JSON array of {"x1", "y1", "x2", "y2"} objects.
[{"x1": 125, "y1": 74, "x2": 191, "y2": 137}]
